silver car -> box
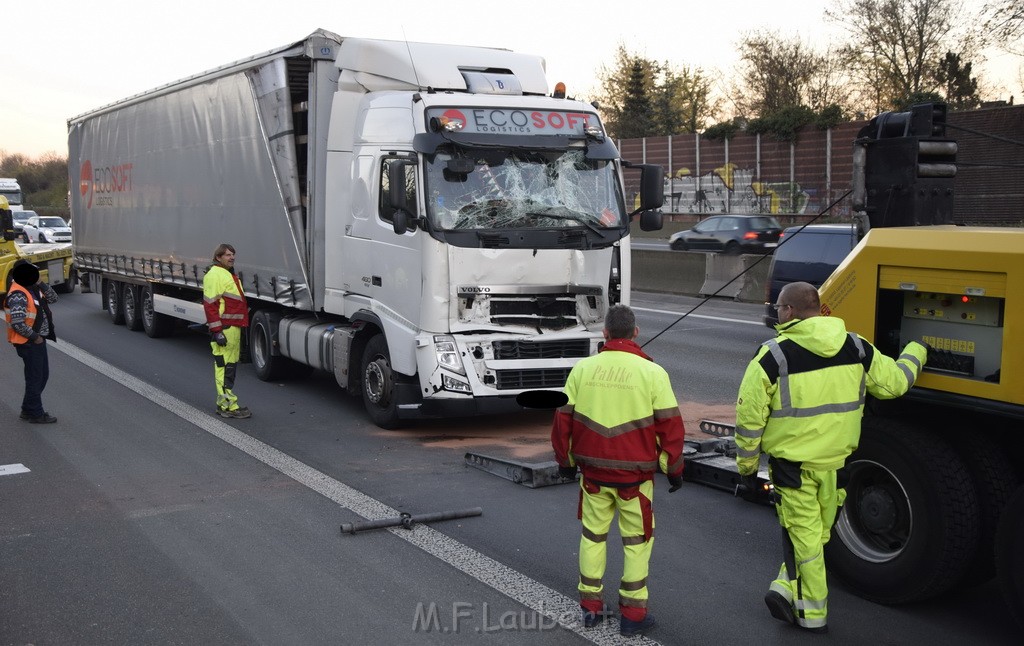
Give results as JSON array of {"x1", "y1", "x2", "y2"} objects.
[{"x1": 22, "y1": 215, "x2": 72, "y2": 243}]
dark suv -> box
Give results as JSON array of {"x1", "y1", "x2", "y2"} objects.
[
  {"x1": 762, "y1": 224, "x2": 860, "y2": 327},
  {"x1": 669, "y1": 214, "x2": 782, "y2": 254}
]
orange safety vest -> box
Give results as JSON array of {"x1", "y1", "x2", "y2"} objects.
[{"x1": 4, "y1": 283, "x2": 39, "y2": 345}]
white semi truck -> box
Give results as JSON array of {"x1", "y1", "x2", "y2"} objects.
[
  {"x1": 68, "y1": 29, "x2": 663, "y2": 427},
  {"x1": 0, "y1": 177, "x2": 23, "y2": 211}
]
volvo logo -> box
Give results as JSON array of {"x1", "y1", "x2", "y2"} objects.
[{"x1": 458, "y1": 286, "x2": 492, "y2": 294}]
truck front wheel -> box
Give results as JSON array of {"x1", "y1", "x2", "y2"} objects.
[
  {"x1": 826, "y1": 417, "x2": 980, "y2": 603},
  {"x1": 361, "y1": 334, "x2": 400, "y2": 429}
]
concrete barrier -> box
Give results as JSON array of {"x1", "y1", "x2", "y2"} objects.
[{"x1": 630, "y1": 248, "x2": 769, "y2": 304}]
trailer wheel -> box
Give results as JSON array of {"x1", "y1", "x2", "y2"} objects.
[
  {"x1": 361, "y1": 334, "x2": 400, "y2": 429},
  {"x1": 106, "y1": 280, "x2": 125, "y2": 325},
  {"x1": 141, "y1": 285, "x2": 175, "y2": 338},
  {"x1": 996, "y1": 485, "x2": 1024, "y2": 628},
  {"x1": 826, "y1": 416, "x2": 980, "y2": 603},
  {"x1": 122, "y1": 285, "x2": 143, "y2": 331}
]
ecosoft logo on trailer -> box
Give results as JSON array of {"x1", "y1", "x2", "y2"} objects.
[{"x1": 79, "y1": 159, "x2": 133, "y2": 208}]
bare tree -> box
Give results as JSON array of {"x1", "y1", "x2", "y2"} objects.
[
  {"x1": 734, "y1": 31, "x2": 818, "y2": 117},
  {"x1": 984, "y1": 0, "x2": 1024, "y2": 56},
  {"x1": 827, "y1": 0, "x2": 984, "y2": 111}
]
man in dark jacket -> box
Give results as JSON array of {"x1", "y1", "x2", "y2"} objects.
[{"x1": 4, "y1": 261, "x2": 59, "y2": 423}]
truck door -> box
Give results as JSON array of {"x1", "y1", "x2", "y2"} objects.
[{"x1": 373, "y1": 155, "x2": 423, "y2": 333}]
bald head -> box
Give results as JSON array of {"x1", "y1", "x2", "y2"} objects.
[{"x1": 778, "y1": 282, "x2": 820, "y2": 322}]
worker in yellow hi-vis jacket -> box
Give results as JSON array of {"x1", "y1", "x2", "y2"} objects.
[{"x1": 736, "y1": 282, "x2": 927, "y2": 634}]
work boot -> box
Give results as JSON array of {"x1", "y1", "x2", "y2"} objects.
[
  {"x1": 582, "y1": 605, "x2": 613, "y2": 628},
  {"x1": 619, "y1": 613, "x2": 655, "y2": 637},
  {"x1": 799, "y1": 623, "x2": 829, "y2": 634},
  {"x1": 764, "y1": 590, "x2": 796, "y2": 625},
  {"x1": 27, "y1": 413, "x2": 58, "y2": 424},
  {"x1": 229, "y1": 407, "x2": 252, "y2": 419}
]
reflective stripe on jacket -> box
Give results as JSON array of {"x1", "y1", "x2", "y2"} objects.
[
  {"x1": 735, "y1": 315, "x2": 927, "y2": 474},
  {"x1": 5, "y1": 283, "x2": 38, "y2": 344},
  {"x1": 551, "y1": 339, "x2": 686, "y2": 485},
  {"x1": 203, "y1": 265, "x2": 249, "y2": 333}
]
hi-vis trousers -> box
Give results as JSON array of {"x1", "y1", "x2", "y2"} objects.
[
  {"x1": 212, "y1": 326, "x2": 242, "y2": 412},
  {"x1": 577, "y1": 478, "x2": 655, "y2": 622},
  {"x1": 769, "y1": 466, "x2": 843, "y2": 631}
]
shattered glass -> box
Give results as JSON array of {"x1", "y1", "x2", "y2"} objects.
[{"x1": 425, "y1": 149, "x2": 625, "y2": 231}]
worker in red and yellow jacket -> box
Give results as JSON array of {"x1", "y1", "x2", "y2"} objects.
[
  {"x1": 203, "y1": 243, "x2": 251, "y2": 419},
  {"x1": 551, "y1": 304, "x2": 686, "y2": 638}
]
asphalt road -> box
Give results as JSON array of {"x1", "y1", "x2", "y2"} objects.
[{"x1": 0, "y1": 289, "x2": 1016, "y2": 645}]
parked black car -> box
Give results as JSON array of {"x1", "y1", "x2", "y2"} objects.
[
  {"x1": 669, "y1": 214, "x2": 783, "y2": 254},
  {"x1": 762, "y1": 224, "x2": 860, "y2": 328}
]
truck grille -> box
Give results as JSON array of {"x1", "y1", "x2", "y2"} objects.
[
  {"x1": 487, "y1": 294, "x2": 578, "y2": 329},
  {"x1": 495, "y1": 368, "x2": 573, "y2": 390},
  {"x1": 492, "y1": 339, "x2": 590, "y2": 360}
]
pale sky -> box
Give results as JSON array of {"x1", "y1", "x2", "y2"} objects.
[{"x1": 4, "y1": 0, "x2": 1019, "y2": 159}]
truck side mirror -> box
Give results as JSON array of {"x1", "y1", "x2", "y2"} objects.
[
  {"x1": 637, "y1": 164, "x2": 665, "y2": 211},
  {"x1": 388, "y1": 160, "x2": 417, "y2": 235},
  {"x1": 639, "y1": 210, "x2": 663, "y2": 232}
]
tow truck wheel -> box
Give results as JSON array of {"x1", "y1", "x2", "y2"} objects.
[
  {"x1": 141, "y1": 285, "x2": 175, "y2": 338},
  {"x1": 361, "y1": 334, "x2": 400, "y2": 429},
  {"x1": 957, "y1": 435, "x2": 1020, "y2": 585},
  {"x1": 53, "y1": 267, "x2": 76, "y2": 294},
  {"x1": 122, "y1": 285, "x2": 143, "y2": 331},
  {"x1": 106, "y1": 280, "x2": 125, "y2": 325},
  {"x1": 826, "y1": 416, "x2": 980, "y2": 603},
  {"x1": 995, "y1": 485, "x2": 1024, "y2": 628}
]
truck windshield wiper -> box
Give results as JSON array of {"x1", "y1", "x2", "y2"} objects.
[{"x1": 524, "y1": 207, "x2": 603, "y2": 235}]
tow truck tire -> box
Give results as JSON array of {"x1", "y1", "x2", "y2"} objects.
[
  {"x1": 995, "y1": 486, "x2": 1024, "y2": 628},
  {"x1": 826, "y1": 417, "x2": 980, "y2": 603},
  {"x1": 361, "y1": 334, "x2": 401, "y2": 429},
  {"x1": 141, "y1": 285, "x2": 175, "y2": 338},
  {"x1": 53, "y1": 267, "x2": 76, "y2": 294},
  {"x1": 106, "y1": 280, "x2": 125, "y2": 325},
  {"x1": 957, "y1": 436, "x2": 1020, "y2": 586},
  {"x1": 122, "y1": 285, "x2": 143, "y2": 331}
]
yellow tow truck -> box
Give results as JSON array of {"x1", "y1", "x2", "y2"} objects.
[
  {"x1": 1, "y1": 196, "x2": 77, "y2": 295},
  {"x1": 815, "y1": 104, "x2": 1024, "y2": 625}
]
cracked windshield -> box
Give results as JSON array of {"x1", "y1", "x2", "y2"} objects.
[{"x1": 426, "y1": 150, "x2": 624, "y2": 231}]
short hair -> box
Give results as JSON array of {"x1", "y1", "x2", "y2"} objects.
[
  {"x1": 780, "y1": 281, "x2": 821, "y2": 318},
  {"x1": 604, "y1": 304, "x2": 636, "y2": 339},
  {"x1": 213, "y1": 243, "x2": 236, "y2": 263}
]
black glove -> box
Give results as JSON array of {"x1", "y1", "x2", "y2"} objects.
[
  {"x1": 667, "y1": 474, "x2": 683, "y2": 493},
  {"x1": 558, "y1": 465, "x2": 577, "y2": 481},
  {"x1": 740, "y1": 473, "x2": 760, "y2": 494},
  {"x1": 213, "y1": 331, "x2": 228, "y2": 346}
]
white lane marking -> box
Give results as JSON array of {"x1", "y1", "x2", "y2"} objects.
[
  {"x1": 633, "y1": 305, "x2": 763, "y2": 327},
  {"x1": 0, "y1": 463, "x2": 31, "y2": 476},
  {"x1": 50, "y1": 339, "x2": 658, "y2": 645}
]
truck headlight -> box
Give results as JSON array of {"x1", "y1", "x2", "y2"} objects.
[
  {"x1": 443, "y1": 374, "x2": 472, "y2": 393},
  {"x1": 434, "y1": 335, "x2": 466, "y2": 375}
]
